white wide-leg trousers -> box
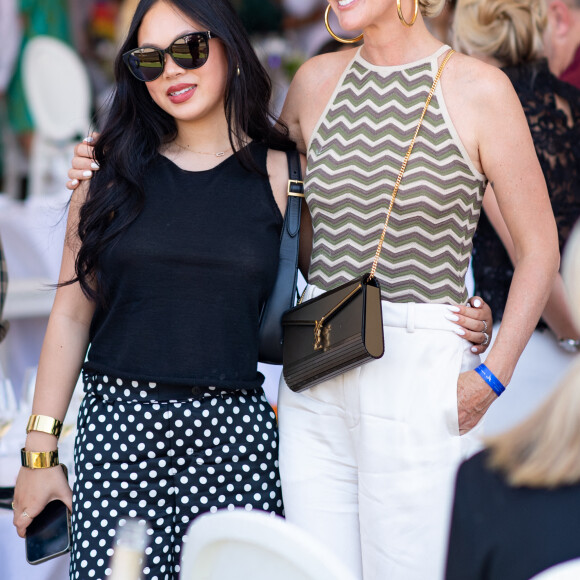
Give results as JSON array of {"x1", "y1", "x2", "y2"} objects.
[{"x1": 278, "y1": 286, "x2": 484, "y2": 580}]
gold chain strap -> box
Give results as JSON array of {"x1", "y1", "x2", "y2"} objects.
[{"x1": 369, "y1": 49, "x2": 455, "y2": 280}]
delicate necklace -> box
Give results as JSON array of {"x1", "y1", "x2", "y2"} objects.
[{"x1": 173, "y1": 140, "x2": 233, "y2": 157}]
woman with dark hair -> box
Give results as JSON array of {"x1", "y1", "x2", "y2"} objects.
[{"x1": 11, "y1": 0, "x2": 300, "y2": 578}]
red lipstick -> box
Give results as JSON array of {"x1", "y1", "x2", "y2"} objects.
[{"x1": 167, "y1": 83, "x2": 196, "y2": 104}]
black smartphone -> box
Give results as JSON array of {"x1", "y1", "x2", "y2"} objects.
[{"x1": 25, "y1": 466, "x2": 72, "y2": 565}]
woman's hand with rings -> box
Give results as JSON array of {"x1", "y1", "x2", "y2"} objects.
[
  {"x1": 12, "y1": 465, "x2": 72, "y2": 538},
  {"x1": 445, "y1": 296, "x2": 494, "y2": 354},
  {"x1": 12, "y1": 503, "x2": 32, "y2": 519},
  {"x1": 481, "y1": 321, "x2": 490, "y2": 347},
  {"x1": 66, "y1": 133, "x2": 100, "y2": 191},
  {"x1": 12, "y1": 498, "x2": 36, "y2": 536}
]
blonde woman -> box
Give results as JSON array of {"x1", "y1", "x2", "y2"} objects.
[
  {"x1": 276, "y1": 1, "x2": 558, "y2": 578},
  {"x1": 454, "y1": 0, "x2": 580, "y2": 434},
  {"x1": 445, "y1": 220, "x2": 580, "y2": 580}
]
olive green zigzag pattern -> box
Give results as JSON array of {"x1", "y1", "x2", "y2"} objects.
[{"x1": 305, "y1": 55, "x2": 486, "y2": 304}]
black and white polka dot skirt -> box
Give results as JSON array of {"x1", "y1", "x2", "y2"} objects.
[{"x1": 70, "y1": 372, "x2": 283, "y2": 580}]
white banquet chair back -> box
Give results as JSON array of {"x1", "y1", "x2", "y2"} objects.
[
  {"x1": 529, "y1": 559, "x2": 580, "y2": 579},
  {"x1": 180, "y1": 510, "x2": 356, "y2": 580},
  {"x1": 22, "y1": 35, "x2": 92, "y2": 198}
]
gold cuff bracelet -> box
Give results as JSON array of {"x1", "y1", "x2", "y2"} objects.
[
  {"x1": 21, "y1": 448, "x2": 60, "y2": 469},
  {"x1": 26, "y1": 414, "x2": 63, "y2": 438}
]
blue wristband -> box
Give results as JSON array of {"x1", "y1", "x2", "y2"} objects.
[{"x1": 474, "y1": 364, "x2": 505, "y2": 396}]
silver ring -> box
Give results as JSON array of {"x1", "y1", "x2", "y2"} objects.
[
  {"x1": 482, "y1": 331, "x2": 490, "y2": 346},
  {"x1": 22, "y1": 511, "x2": 31, "y2": 519},
  {"x1": 482, "y1": 320, "x2": 488, "y2": 333}
]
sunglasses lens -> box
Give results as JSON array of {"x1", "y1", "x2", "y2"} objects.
[
  {"x1": 171, "y1": 34, "x2": 209, "y2": 69},
  {"x1": 124, "y1": 33, "x2": 211, "y2": 81},
  {"x1": 127, "y1": 48, "x2": 164, "y2": 82}
]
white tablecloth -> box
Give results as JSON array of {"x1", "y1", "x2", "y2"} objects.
[
  {"x1": 0, "y1": 192, "x2": 70, "y2": 579},
  {"x1": 0, "y1": 192, "x2": 69, "y2": 395},
  {"x1": 0, "y1": 510, "x2": 70, "y2": 580}
]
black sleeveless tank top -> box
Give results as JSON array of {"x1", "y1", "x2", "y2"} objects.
[{"x1": 84, "y1": 142, "x2": 282, "y2": 389}]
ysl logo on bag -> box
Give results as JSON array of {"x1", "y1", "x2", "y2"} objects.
[{"x1": 314, "y1": 322, "x2": 332, "y2": 350}]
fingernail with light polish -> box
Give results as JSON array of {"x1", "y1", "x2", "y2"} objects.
[
  {"x1": 473, "y1": 299, "x2": 482, "y2": 307},
  {"x1": 445, "y1": 312, "x2": 459, "y2": 322},
  {"x1": 91, "y1": 162, "x2": 100, "y2": 170},
  {"x1": 447, "y1": 305, "x2": 460, "y2": 313},
  {"x1": 454, "y1": 327, "x2": 466, "y2": 336},
  {"x1": 71, "y1": 179, "x2": 78, "y2": 186},
  {"x1": 84, "y1": 136, "x2": 94, "y2": 143},
  {"x1": 83, "y1": 171, "x2": 92, "y2": 177},
  {"x1": 471, "y1": 346, "x2": 479, "y2": 353}
]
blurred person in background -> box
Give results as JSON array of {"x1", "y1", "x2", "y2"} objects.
[
  {"x1": 445, "y1": 219, "x2": 580, "y2": 580},
  {"x1": 0, "y1": 0, "x2": 21, "y2": 191},
  {"x1": 544, "y1": 0, "x2": 580, "y2": 88},
  {"x1": 282, "y1": 0, "x2": 342, "y2": 58},
  {"x1": 455, "y1": 0, "x2": 580, "y2": 435},
  {"x1": 231, "y1": 0, "x2": 284, "y2": 36},
  {"x1": 427, "y1": 0, "x2": 457, "y2": 44},
  {"x1": 0, "y1": 233, "x2": 8, "y2": 342},
  {"x1": 0, "y1": 0, "x2": 19, "y2": 339},
  {"x1": 0, "y1": 0, "x2": 21, "y2": 98},
  {"x1": 117, "y1": 0, "x2": 140, "y2": 43},
  {"x1": 5, "y1": 0, "x2": 72, "y2": 159}
]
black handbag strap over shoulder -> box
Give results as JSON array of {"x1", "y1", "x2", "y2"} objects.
[
  {"x1": 257, "y1": 149, "x2": 304, "y2": 364},
  {"x1": 285, "y1": 149, "x2": 303, "y2": 238}
]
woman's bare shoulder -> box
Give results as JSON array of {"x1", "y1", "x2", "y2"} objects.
[
  {"x1": 283, "y1": 48, "x2": 357, "y2": 151},
  {"x1": 299, "y1": 47, "x2": 356, "y2": 78},
  {"x1": 445, "y1": 52, "x2": 517, "y2": 108},
  {"x1": 443, "y1": 52, "x2": 522, "y2": 143},
  {"x1": 290, "y1": 49, "x2": 356, "y2": 111}
]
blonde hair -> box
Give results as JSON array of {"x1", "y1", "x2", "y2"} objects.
[
  {"x1": 486, "y1": 220, "x2": 580, "y2": 488},
  {"x1": 454, "y1": 0, "x2": 547, "y2": 66},
  {"x1": 420, "y1": 0, "x2": 447, "y2": 18}
]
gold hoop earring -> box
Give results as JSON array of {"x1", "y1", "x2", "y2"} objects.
[
  {"x1": 324, "y1": 5, "x2": 363, "y2": 44},
  {"x1": 236, "y1": 64, "x2": 241, "y2": 76},
  {"x1": 397, "y1": 0, "x2": 419, "y2": 27}
]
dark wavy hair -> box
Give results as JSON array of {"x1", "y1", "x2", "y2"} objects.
[{"x1": 73, "y1": 0, "x2": 294, "y2": 302}]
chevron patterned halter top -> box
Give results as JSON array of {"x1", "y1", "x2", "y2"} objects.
[{"x1": 305, "y1": 46, "x2": 487, "y2": 304}]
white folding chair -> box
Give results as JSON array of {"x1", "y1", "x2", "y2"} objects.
[
  {"x1": 180, "y1": 509, "x2": 356, "y2": 580},
  {"x1": 22, "y1": 35, "x2": 92, "y2": 198},
  {"x1": 529, "y1": 559, "x2": 580, "y2": 580}
]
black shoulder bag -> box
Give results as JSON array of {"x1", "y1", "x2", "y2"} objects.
[{"x1": 258, "y1": 149, "x2": 304, "y2": 364}]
